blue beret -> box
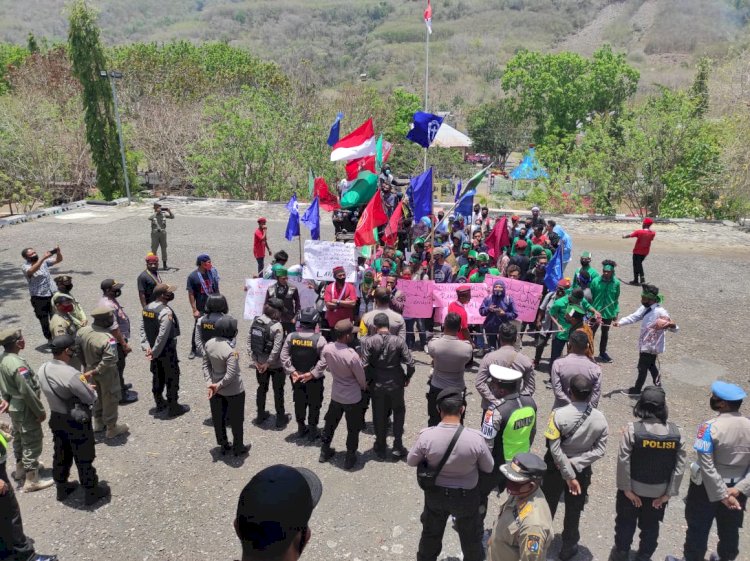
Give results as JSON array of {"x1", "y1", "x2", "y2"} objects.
[{"x1": 711, "y1": 381, "x2": 747, "y2": 401}]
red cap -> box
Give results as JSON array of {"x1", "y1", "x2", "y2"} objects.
[
  {"x1": 515, "y1": 239, "x2": 528, "y2": 249},
  {"x1": 557, "y1": 278, "x2": 571, "y2": 289},
  {"x1": 642, "y1": 217, "x2": 653, "y2": 226},
  {"x1": 456, "y1": 284, "x2": 471, "y2": 294},
  {"x1": 145, "y1": 253, "x2": 159, "y2": 263},
  {"x1": 258, "y1": 217, "x2": 267, "y2": 224}
]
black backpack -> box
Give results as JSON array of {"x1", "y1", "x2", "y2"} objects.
[{"x1": 250, "y1": 316, "x2": 274, "y2": 356}]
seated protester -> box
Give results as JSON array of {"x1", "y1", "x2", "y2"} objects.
[{"x1": 479, "y1": 280, "x2": 518, "y2": 351}]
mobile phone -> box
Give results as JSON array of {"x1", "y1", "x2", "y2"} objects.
[{"x1": 49, "y1": 248, "x2": 59, "y2": 255}]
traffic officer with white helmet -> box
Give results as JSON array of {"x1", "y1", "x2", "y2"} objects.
[
  {"x1": 280, "y1": 307, "x2": 327, "y2": 441},
  {"x1": 479, "y1": 365, "x2": 537, "y2": 525},
  {"x1": 488, "y1": 452, "x2": 553, "y2": 561},
  {"x1": 681, "y1": 380, "x2": 750, "y2": 561}
]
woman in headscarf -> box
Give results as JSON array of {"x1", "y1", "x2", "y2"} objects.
[{"x1": 479, "y1": 279, "x2": 518, "y2": 351}]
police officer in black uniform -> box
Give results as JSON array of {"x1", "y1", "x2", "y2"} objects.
[
  {"x1": 140, "y1": 283, "x2": 190, "y2": 418},
  {"x1": 194, "y1": 293, "x2": 229, "y2": 355},
  {"x1": 281, "y1": 308, "x2": 327, "y2": 441}
]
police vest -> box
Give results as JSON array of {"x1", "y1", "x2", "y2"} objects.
[
  {"x1": 200, "y1": 312, "x2": 224, "y2": 343},
  {"x1": 630, "y1": 421, "x2": 680, "y2": 485},
  {"x1": 481, "y1": 395, "x2": 536, "y2": 463},
  {"x1": 289, "y1": 332, "x2": 321, "y2": 373},
  {"x1": 250, "y1": 316, "x2": 275, "y2": 356},
  {"x1": 142, "y1": 303, "x2": 165, "y2": 347}
]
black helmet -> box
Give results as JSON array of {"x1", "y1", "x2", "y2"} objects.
[
  {"x1": 205, "y1": 293, "x2": 229, "y2": 314},
  {"x1": 299, "y1": 307, "x2": 320, "y2": 328},
  {"x1": 215, "y1": 316, "x2": 238, "y2": 339}
]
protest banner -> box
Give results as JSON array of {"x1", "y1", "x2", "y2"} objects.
[
  {"x1": 244, "y1": 278, "x2": 275, "y2": 320},
  {"x1": 289, "y1": 276, "x2": 319, "y2": 310},
  {"x1": 302, "y1": 240, "x2": 358, "y2": 282},
  {"x1": 432, "y1": 283, "x2": 489, "y2": 324},
  {"x1": 396, "y1": 279, "x2": 435, "y2": 318},
  {"x1": 485, "y1": 276, "x2": 543, "y2": 323}
]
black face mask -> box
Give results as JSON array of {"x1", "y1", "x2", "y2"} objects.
[
  {"x1": 164, "y1": 293, "x2": 175, "y2": 302},
  {"x1": 113, "y1": 289, "x2": 122, "y2": 298},
  {"x1": 709, "y1": 397, "x2": 722, "y2": 411},
  {"x1": 29, "y1": 255, "x2": 39, "y2": 263},
  {"x1": 61, "y1": 284, "x2": 73, "y2": 292}
]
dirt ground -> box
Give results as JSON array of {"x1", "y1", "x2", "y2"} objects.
[{"x1": 1, "y1": 200, "x2": 749, "y2": 561}]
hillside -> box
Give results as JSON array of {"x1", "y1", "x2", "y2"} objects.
[{"x1": 1, "y1": 0, "x2": 749, "y2": 109}]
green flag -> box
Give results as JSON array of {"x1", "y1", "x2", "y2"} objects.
[
  {"x1": 375, "y1": 134, "x2": 384, "y2": 173},
  {"x1": 341, "y1": 170, "x2": 378, "y2": 209},
  {"x1": 308, "y1": 169, "x2": 315, "y2": 196},
  {"x1": 465, "y1": 163, "x2": 493, "y2": 192}
]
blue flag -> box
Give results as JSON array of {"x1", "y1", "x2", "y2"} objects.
[
  {"x1": 410, "y1": 167, "x2": 433, "y2": 222},
  {"x1": 285, "y1": 194, "x2": 300, "y2": 241},
  {"x1": 544, "y1": 244, "x2": 564, "y2": 292},
  {"x1": 455, "y1": 188, "x2": 476, "y2": 219},
  {"x1": 301, "y1": 196, "x2": 320, "y2": 240},
  {"x1": 454, "y1": 180, "x2": 462, "y2": 203},
  {"x1": 406, "y1": 111, "x2": 444, "y2": 148},
  {"x1": 326, "y1": 112, "x2": 344, "y2": 147}
]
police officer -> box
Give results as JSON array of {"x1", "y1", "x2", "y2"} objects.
[
  {"x1": 407, "y1": 387, "x2": 494, "y2": 561},
  {"x1": 194, "y1": 293, "x2": 229, "y2": 356},
  {"x1": 264, "y1": 268, "x2": 300, "y2": 336},
  {"x1": 37, "y1": 334, "x2": 111, "y2": 506},
  {"x1": 202, "y1": 316, "x2": 248, "y2": 457},
  {"x1": 140, "y1": 284, "x2": 190, "y2": 418},
  {"x1": 487, "y1": 453, "x2": 553, "y2": 561},
  {"x1": 49, "y1": 294, "x2": 83, "y2": 372},
  {"x1": 542, "y1": 374, "x2": 608, "y2": 561},
  {"x1": 360, "y1": 287, "x2": 406, "y2": 338},
  {"x1": 149, "y1": 202, "x2": 173, "y2": 269},
  {"x1": 281, "y1": 308, "x2": 327, "y2": 441},
  {"x1": 611, "y1": 386, "x2": 686, "y2": 561},
  {"x1": 360, "y1": 313, "x2": 415, "y2": 460},
  {"x1": 682, "y1": 381, "x2": 750, "y2": 561},
  {"x1": 0, "y1": 417, "x2": 58, "y2": 560},
  {"x1": 479, "y1": 365, "x2": 537, "y2": 525},
  {"x1": 77, "y1": 307, "x2": 130, "y2": 440},
  {"x1": 248, "y1": 298, "x2": 288, "y2": 428},
  {"x1": 0, "y1": 328, "x2": 53, "y2": 492}
]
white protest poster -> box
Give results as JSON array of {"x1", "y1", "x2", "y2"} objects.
[
  {"x1": 288, "y1": 277, "x2": 319, "y2": 310},
  {"x1": 243, "y1": 278, "x2": 275, "y2": 320},
  {"x1": 302, "y1": 240, "x2": 357, "y2": 283}
]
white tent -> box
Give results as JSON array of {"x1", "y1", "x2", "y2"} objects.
[{"x1": 430, "y1": 123, "x2": 472, "y2": 148}]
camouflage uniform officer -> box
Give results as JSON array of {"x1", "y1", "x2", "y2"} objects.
[
  {"x1": 0, "y1": 328, "x2": 54, "y2": 492},
  {"x1": 77, "y1": 307, "x2": 130, "y2": 440}
]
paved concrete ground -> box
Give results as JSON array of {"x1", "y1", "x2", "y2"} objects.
[{"x1": 1, "y1": 200, "x2": 749, "y2": 561}]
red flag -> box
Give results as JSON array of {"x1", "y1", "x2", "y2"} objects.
[
  {"x1": 345, "y1": 141, "x2": 393, "y2": 181},
  {"x1": 485, "y1": 216, "x2": 510, "y2": 260},
  {"x1": 354, "y1": 189, "x2": 389, "y2": 247},
  {"x1": 330, "y1": 118, "x2": 376, "y2": 162},
  {"x1": 382, "y1": 201, "x2": 403, "y2": 246},
  {"x1": 313, "y1": 177, "x2": 340, "y2": 211},
  {"x1": 424, "y1": 0, "x2": 433, "y2": 34}
]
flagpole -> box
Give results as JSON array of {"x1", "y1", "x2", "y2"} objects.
[{"x1": 423, "y1": 16, "x2": 430, "y2": 173}]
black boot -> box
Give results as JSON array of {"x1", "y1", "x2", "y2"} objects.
[
  {"x1": 153, "y1": 394, "x2": 166, "y2": 411},
  {"x1": 84, "y1": 482, "x2": 111, "y2": 506},
  {"x1": 319, "y1": 443, "x2": 335, "y2": 463},
  {"x1": 166, "y1": 403, "x2": 190, "y2": 418},
  {"x1": 233, "y1": 443, "x2": 251, "y2": 457},
  {"x1": 56, "y1": 481, "x2": 79, "y2": 501},
  {"x1": 296, "y1": 422, "x2": 308, "y2": 438},
  {"x1": 344, "y1": 452, "x2": 357, "y2": 470}
]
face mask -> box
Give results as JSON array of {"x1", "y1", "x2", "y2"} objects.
[
  {"x1": 204, "y1": 263, "x2": 212, "y2": 270},
  {"x1": 60, "y1": 305, "x2": 74, "y2": 314},
  {"x1": 381, "y1": 268, "x2": 390, "y2": 276},
  {"x1": 67, "y1": 347, "x2": 78, "y2": 358},
  {"x1": 494, "y1": 289, "x2": 504, "y2": 297},
  {"x1": 335, "y1": 277, "x2": 345, "y2": 284},
  {"x1": 709, "y1": 397, "x2": 722, "y2": 411},
  {"x1": 164, "y1": 292, "x2": 175, "y2": 301},
  {"x1": 113, "y1": 289, "x2": 122, "y2": 298},
  {"x1": 61, "y1": 284, "x2": 73, "y2": 292},
  {"x1": 479, "y1": 266, "x2": 488, "y2": 273},
  {"x1": 29, "y1": 255, "x2": 39, "y2": 263},
  {"x1": 506, "y1": 480, "x2": 533, "y2": 496},
  {"x1": 537, "y1": 264, "x2": 547, "y2": 271}
]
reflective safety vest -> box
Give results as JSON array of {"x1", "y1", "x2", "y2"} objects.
[
  {"x1": 481, "y1": 394, "x2": 537, "y2": 463},
  {"x1": 289, "y1": 332, "x2": 321, "y2": 373},
  {"x1": 631, "y1": 421, "x2": 680, "y2": 485}
]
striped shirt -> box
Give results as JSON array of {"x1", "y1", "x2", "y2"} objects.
[{"x1": 22, "y1": 259, "x2": 55, "y2": 297}]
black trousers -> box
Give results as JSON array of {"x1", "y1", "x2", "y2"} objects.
[
  {"x1": 478, "y1": 468, "x2": 507, "y2": 524},
  {"x1": 322, "y1": 399, "x2": 363, "y2": 453},
  {"x1": 549, "y1": 336, "x2": 567, "y2": 368},
  {"x1": 117, "y1": 341, "x2": 128, "y2": 392},
  {"x1": 30, "y1": 295, "x2": 52, "y2": 341},
  {"x1": 417, "y1": 486, "x2": 484, "y2": 561},
  {"x1": 684, "y1": 482, "x2": 746, "y2": 561},
  {"x1": 209, "y1": 392, "x2": 245, "y2": 447},
  {"x1": 426, "y1": 384, "x2": 442, "y2": 427},
  {"x1": 151, "y1": 343, "x2": 181, "y2": 404},
  {"x1": 256, "y1": 367, "x2": 286, "y2": 416},
  {"x1": 49, "y1": 411, "x2": 98, "y2": 489},
  {"x1": 632, "y1": 254, "x2": 646, "y2": 282},
  {"x1": 292, "y1": 378, "x2": 323, "y2": 427},
  {"x1": 635, "y1": 352, "x2": 660, "y2": 391},
  {"x1": 0, "y1": 463, "x2": 34, "y2": 561},
  {"x1": 256, "y1": 257, "x2": 264, "y2": 274},
  {"x1": 372, "y1": 386, "x2": 405, "y2": 448},
  {"x1": 541, "y1": 452, "x2": 592, "y2": 548},
  {"x1": 534, "y1": 333, "x2": 551, "y2": 363},
  {"x1": 590, "y1": 319, "x2": 612, "y2": 356},
  {"x1": 613, "y1": 489, "x2": 666, "y2": 558}
]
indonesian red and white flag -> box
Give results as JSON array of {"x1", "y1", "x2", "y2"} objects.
[
  {"x1": 424, "y1": 0, "x2": 432, "y2": 34},
  {"x1": 344, "y1": 140, "x2": 393, "y2": 181},
  {"x1": 330, "y1": 118, "x2": 377, "y2": 162}
]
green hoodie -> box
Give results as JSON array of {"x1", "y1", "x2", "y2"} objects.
[{"x1": 590, "y1": 275, "x2": 620, "y2": 320}]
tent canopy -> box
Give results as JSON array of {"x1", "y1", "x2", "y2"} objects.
[
  {"x1": 509, "y1": 147, "x2": 549, "y2": 180},
  {"x1": 430, "y1": 123, "x2": 472, "y2": 148}
]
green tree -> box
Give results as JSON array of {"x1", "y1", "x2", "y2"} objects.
[
  {"x1": 690, "y1": 56, "x2": 711, "y2": 117},
  {"x1": 0, "y1": 43, "x2": 30, "y2": 94},
  {"x1": 467, "y1": 98, "x2": 532, "y2": 169},
  {"x1": 26, "y1": 33, "x2": 39, "y2": 53},
  {"x1": 502, "y1": 45, "x2": 639, "y2": 142},
  {"x1": 68, "y1": 0, "x2": 124, "y2": 200}
]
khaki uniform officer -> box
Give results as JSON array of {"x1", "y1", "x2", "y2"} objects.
[
  {"x1": 51, "y1": 274, "x2": 87, "y2": 329},
  {"x1": 49, "y1": 293, "x2": 83, "y2": 371},
  {"x1": 488, "y1": 453, "x2": 553, "y2": 561},
  {"x1": 0, "y1": 328, "x2": 54, "y2": 492},
  {"x1": 77, "y1": 307, "x2": 129, "y2": 440},
  {"x1": 149, "y1": 202, "x2": 173, "y2": 270}
]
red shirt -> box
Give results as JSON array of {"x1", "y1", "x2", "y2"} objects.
[
  {"x1": 253, "y1": 228, "x2": 266, "y2": 258},
  {"x1": 447, "y1": 301, "x2": 469, "y2": 340},
  {"x1": 630, "y1": 229, "x2": 655, "y2": 256},
  {"x1": 531, "y1": 234, "x2": 548, "y2": 246},
  {"x1": 324, "y1": 282, "x2": 357, "y2": 327}
]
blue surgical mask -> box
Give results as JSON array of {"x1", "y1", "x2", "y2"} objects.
[{"x1": 479, "y1": 266, "x2": 488, "y2": 273}]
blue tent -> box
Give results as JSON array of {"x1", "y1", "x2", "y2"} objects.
[{"x1": 509, "y1": 147, "x2": 549, "y2": 180}]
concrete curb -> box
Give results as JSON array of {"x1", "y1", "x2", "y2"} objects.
[{"x1": 0, "y1": 200, "x2": 87, "y2": 227}]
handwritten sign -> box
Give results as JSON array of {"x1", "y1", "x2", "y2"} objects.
[
  {"x1": 396, "y1": 279, "x2": 435, "y2": 318},
  {"x1": 244, "y1": 278, "x2": 275, "y2": 320},
  {"x1": 432, "y1": 283, "x2": 489, "y2": 324},
  {"x1": 486, "y1": 276, "x2": 543, "y2": 323},
  {"x1": 302, "y1": 240, "x2": 357, "y2": 283}
]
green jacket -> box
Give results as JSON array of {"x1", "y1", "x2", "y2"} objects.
[
  {"x1": 549, "y1": 294, "x2": 595, "y2": 341},
  {"x1": 0, "y1": 352, "x2": 46, "y2": 418},
  {"x1": 469, "y1": 268, "x2": 500, "y2": 283},
  {"x1": 571, "y1": 265, "x2": 600, "y2": 289},
  {"x1": 590, "y1": 276, "x2": 620, "y2": 320}
]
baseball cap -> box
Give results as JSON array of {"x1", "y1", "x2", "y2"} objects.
[
  {"x1": 100, "y1": 279, "x2": 124, "y2": 291},
  {"x1": 258, "y1": 217, "x2": 267, "y2": 224},
  {"x1": 152, "y1": 283, "x2": 177, "y2": 298},
  {"x1": 50, "y1": 334, "x2": 76, "y2": 353},
  {"x1": 236, "y1": 464, "x2": 322, "y2": 550},
  {"x1": 54, "y1": 293, "x2": 74, "y2": 303},
  {"x1": 643, "y1": 217, "x2": 654, "y2": 226},
  {"x1": 557, "y1": 278, "x2": 571, "y2": 289},
  {"x1": 640, "y1": 386, "x2": 666, "y2": 406},
  {"x1": 500, "y1": 453, "x2": 547, "y2": 482}
]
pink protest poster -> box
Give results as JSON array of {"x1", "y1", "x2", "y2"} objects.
[
  {"x1": 485, "y1": 276, "x2": 543, "y2": 323},
  {"x1": 396, "y1": 280, "x2": 435, "y2": 319},
  {"x1": 432, "y1": 283, "x2": 489, "y2": 324}
]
